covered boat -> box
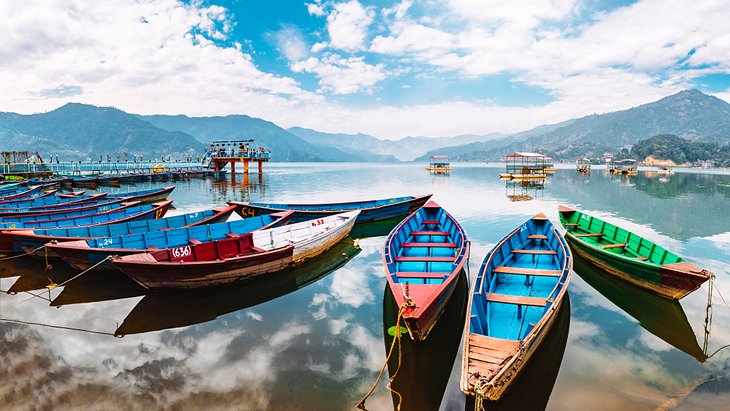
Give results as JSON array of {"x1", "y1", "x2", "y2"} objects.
[
  {"x1": 461, "y1": 213, "x2": 572, "y2": 401},
  {"x1": 6, "y1": 205, "x2": 236, "y2": 256},
  {"x1": 48, "y1": 210, "x2": 291, "y2": 270},
  {"x1": 110, "y1": 210, "x2": 359, "y2": 289},
  {"x1": 228, "y1": 194, "x2": 431, "y2": 224},
  {"x1": 558, "y1": 205, "x2": 712, "y2": 299},
  {"x1": 382, "y1": 200, "x2": 469, "y2": 342}
]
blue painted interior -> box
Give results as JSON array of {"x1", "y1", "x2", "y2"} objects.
[
  {"x1": 107, "y1": 188, "x2": 166, "y2": 199},
  {"x1": 0, "y1": 203, "x2": 124, "y2": 224},
  {"x1": 470, "y1": 217, "x2": 570, "y2": 341},
  {"x1": 0, "y1": 194, "x2": 90, "y2": 210},
  {"x1": 384, "y1": 205, "x2": 467, "y2": 285},
  {"x1": 83, "y1": 214, "x2": 277, "y2": 250}
]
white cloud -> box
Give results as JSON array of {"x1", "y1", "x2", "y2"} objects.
[
  {"x1": 273, "y1": 25, "x2": 309, "y2": 62},
  {"x1": 291, "y1": 54, "x2": 387, "y2": 94},
  {"x1": 306, "y1": 2, "x2": 327, "y2": 17},
  {"x1": 326, "y1": 0, "x2": 374, "y2": 51}
]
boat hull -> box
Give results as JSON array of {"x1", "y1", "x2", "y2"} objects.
[{"x1": 229, "y1": 194, "x2": 431, "y2": 224}]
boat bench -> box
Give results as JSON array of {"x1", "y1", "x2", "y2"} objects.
[
  {"x1": 395, "y1": 256, "x2": 456, "y2": 262},
  {"x1": 402, "y1": 242, "x2": 457, "y2": 248},
  {"x1": 421, "y1": 220, "x2": 441, "y2": 225},
  {"x1": 512, "y1": 249, "x2": 557, "y2": 255},
  {"x1": 410, "y1": 231, "x2": 450, "y2": 236},
  {"x1": 601, "y1": 243, "x2": 626, "y2": 249},
  {"x1": 485, "y1": 292, "x2": 549, "y2": 307},
  {"x1": 574, "y1": 233, "x2": 603, "y2": 238},
  {"x1": 528, "y1": 235, "x2": 547, "y2": 240},
  {"x1": 493, "y1": 266, "x2": 561, "y2": 277},
  {"x1": 396, "y1": 272, "x2": 448, "y2": 279},
  {"x1": 564, "y1": 223, "x2": 579, "y2": 227}
]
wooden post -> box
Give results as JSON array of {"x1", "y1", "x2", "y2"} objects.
[
  {"x1": 231, "y1": 161, "x2": 236, "y2": 174},
  {"x1": 243, "y1": 160, "x2": 249, "y2": 174},
  {"x1": 258, "y1": 161, "x2": 263, "y2": 173}
]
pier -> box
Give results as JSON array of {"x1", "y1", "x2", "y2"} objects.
[{"x1": 204, "y1": 140, "x2": 270, "y2": 173}]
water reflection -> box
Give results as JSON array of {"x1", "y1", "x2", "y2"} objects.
[
  {"x1": 381, "y1": 271, "x2": 467, "y2": 411},
  {"x1": 504, "y1": 179, "x2": 544, "y2": 202},
  {"x1": 573, "y1": 253, "x2": 707, "y2": 362},
  {"x1": 466, "y1": 294, "x2": 571, "y2": 411},
  {"x1": 116, "y1": 238, "x2": 360, "y2": 336}
]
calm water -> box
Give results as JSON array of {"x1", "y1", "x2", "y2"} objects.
[{"x1": 1, "y1": 163, "x2": 729, "y2": 411}]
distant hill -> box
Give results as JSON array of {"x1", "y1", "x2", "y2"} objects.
[
  {"x1": 289, "y1": 126, "x2": 504, "y2": 161},
  {"x1": 622, "y1": 134, "x2": 730, "y2": 167},
  {"x1": 0, "y1": 103, "x2": 203, "y2": 160},
  {"x1": 423, "y1": 90, "x2": 730, "y2": 161},
  {"x1": 143, "y1": 115, "x2": 383, "y2": 162}
]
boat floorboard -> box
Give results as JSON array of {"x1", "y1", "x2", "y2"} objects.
[{"x1": 467, "y1": 334, "x2": 520, "y2": 379}]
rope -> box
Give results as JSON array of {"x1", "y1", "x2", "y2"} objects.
[
  {"x1": 355, "y1": 299, "x2": 415, "y2": 411},
  {"x1": 0, "y1": 317, "x2": 119, "y2": 337},
  {"x1": 703, "y1": 274, "x2": 714, "y2": 355},
  {"x1": 0, "y1": 244, "x2": 47, "y2": 261},
  {"x1": 474, "y1": 382, "x2": 488, "y2": 411},
  {"x1": 712, "y1": 278, "x2": 730, "y2": 311},
  {"x1": 52, "y1": 256, "x2": 113, "y2": 289}
]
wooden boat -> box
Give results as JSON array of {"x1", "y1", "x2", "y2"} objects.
[
  {"x1": 558, "y1": 205, "x2": 712, "y2": 299},
  {"x1": 0, "y1": 193, "x2": 108, "y2": 212},
  {"x1": 106, "y1": 186, "x2": 176, "y2": 204},
  {"x1": 110, "y1": 210, "x2": 359, "y2": 289},
  {"x1": 57, "y1": 190, "x2": 86, "y2": 199},
  {"x1": 657, "y1": 166, "x2": 674, "y2": 175},
  {"x1": 0, "y1": 188, "x2": 58, "y2": 205},
  {"x1": 228, "y1": 194, "x2": 431, "y2": 224},
  {"x1": 0, "y1": 185, "x2": 46, "y2": 201},
  {"x1": 48, "y1": 210, "x2": 290, "y2": 270},
  {"x1": 69, "y1": 176, "x2": 99, "y2": 187},
  {"x1": 0, "y1": 201, "x2": 138, "y2": 226},
  {"x1": 460, "y1": 213, "x2": 572, "y2": 401},
  {"x1": 426, "y1": 155, "x2": 452, "y2": 174},
  {"x1": 7, "y1": 205, "x2": 236, "y2": 257},
  {"x1": 382, "y1": 200, "x2": 469, "y2": 342},
  {"x1": 96, "y1": 175, "x2": 120, "y2": 185}
]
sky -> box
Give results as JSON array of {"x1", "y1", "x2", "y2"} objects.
[{"x1": 1, "y1": 0, "x2": 729, "y2": 139}]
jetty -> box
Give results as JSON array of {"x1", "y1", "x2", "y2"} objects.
[{"x1": 202, "y1": 140, "x2": 270, "y2": 173}]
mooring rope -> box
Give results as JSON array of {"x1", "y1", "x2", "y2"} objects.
[
  {"x1": 52, "y1": 256, "x2": 113, "y2": 289},
  {"x1": 355, "y1": 299, "x2": 415, "y2": 411},
  {"x1": 473, "y1": 382, "x2": 489, "y2": 411},
  {"x1": 703, "y1": 274, "x2": 714, "y2": 355},
  {"x1": 0, "y1": 317, "x2": 119, "y2": 337},
  {"x1": 0, "y1": 244, "x2": 47, "y2": 261}
]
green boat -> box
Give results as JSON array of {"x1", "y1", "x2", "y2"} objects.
[{"x1": 558, "y1": 205, "x2": 712, "y2": 300}]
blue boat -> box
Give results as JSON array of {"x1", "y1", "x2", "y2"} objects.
[
  {"x1": 228, "y1": 194, "x2": 432, "y2": 224},
  {"x1": 0, "y1": 193, "x2": 107, "y2": 211},
  {"x1": 383, "y1": 200, "x2": 469, "y2": 342},
  {"x1": 106, "y1": 186, "x2": 175, "y2": 204},
  {"x1": 0, "y1": 200, "x2": 171, "y2": 230},
  {"x1": 0, "y1": 201, "x2": 134, "y2": 225},
  {"x1": 5, "y1": 205, "x2": 237, "y2": 256},
  {"x1": 48, "y1": 210, "x2": 293, "y2": 271},
  {"x1": 460, "y1": 213, "x2": 572, "y2": 401}
]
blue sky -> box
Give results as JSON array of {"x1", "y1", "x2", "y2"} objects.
[{"x1": 2, "y1": 0, "x2": 729, "y2": 139}]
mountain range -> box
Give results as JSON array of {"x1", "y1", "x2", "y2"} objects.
[{"x1": 0, "y1": 89, "x2": 727, "y2": 162}]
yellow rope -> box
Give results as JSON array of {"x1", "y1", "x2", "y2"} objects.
[
  {"x1": 0, "y1": 244, "x2": 47, "y2": 261},
  {"x1": 474, "y1": 382, "x2": 488, "y2": 411},
  {"x1": 355, "y1": 300, "x2": 414, "y2": 410}
]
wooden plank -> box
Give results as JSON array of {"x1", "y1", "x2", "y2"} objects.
[
  {"x1": 402, "y1": 242, "x2": 457, "y2": 248},
  {"x1": 564, "y1": 223, "x2": 579, "y2": 227},
  {"x1": 395, "y1": 256, "x2": 456, "y2": 262},
  {"x1": 601, "y1": 243, "x2": 626, "y2": 249},
  {"x1": 512, "y1": 249, "x2": 557, "y2": 255},
  {"x1": 421, "y1": 220, "x2": 441, "y2": 225},
  {"x1": 396, "y1": 271, "x2": 449, "y2": 279},
  {"x1": 528, "y1": 235, "x2": 547, "y2": 240},
  {"x1": 493, "y1": 266, "x2": 561, "y2": 277},
  {"x1": 410, "y1": 231, "x2": 450, "y2": 236},
  {"x1": 636, "y1": 256, "x2": 648, "y2": 261},
  {"x1": 468, "y1": 350, "x2": 510, "y2": 364},
  {"x1": 574, "y1": 233, "x2": 603, "y2": 237},
  {"x1": 469, "y1": 334, "x2": 521, "y2": 351},
  {"x1": 485, "y1": 292, "x2": 547, "y2": 307}
]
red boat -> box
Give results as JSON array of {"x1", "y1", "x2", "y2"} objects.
[
  {"x1": 383, "y1": 201, "x2": 470, "y2": 342},
  {"x1": 112, "y1": 210, "x2": 359, "y2": 289}
]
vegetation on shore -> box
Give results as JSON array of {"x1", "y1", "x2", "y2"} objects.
[{"x1": 616, "y1": 134, "x2": 730, "y2": 167}]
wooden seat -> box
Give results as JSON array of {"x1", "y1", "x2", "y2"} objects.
[
  {"x1": 493, "y1": 266, "x2": 561, "y2": 277},
  {"x1": 564, "y1": 223, "x2": 579, "y2": 227},
  {"x1": 528, "y1": 235, "x2": 547, "y2": 240},
  {"x1": 402, "y1": 242, "x2": 457, "y2": 248},
  {"x1": 485, "y1": 293, "x2": 548, "y2": 307},
  {"x1": 188, "y1": 238, "x2": 202, "y2": 245},
  {"x1": 601, "y1": 243, "x2": 626, "y2": 249},
  {"x1": 410, "y1": 231, "x2": 450, "y2": 236},
  {"x1": 512, "y1": 249, "x2": 557, "y2": 255},
  {"x1": 396, "y1": 271, "x2": 449, "y2": 279},
  {"x1": 635, "y1": 256, "x2": 648, "y2": 261},
  {"x1": 421, "y1": 220, "x2": 441, "y2": 225},
  {"x1": 395, "y1": 256, "x2": 456, "y2": 262},
  {"x1": 575, "y1": 233, "x2": 603, "y2": 237}
]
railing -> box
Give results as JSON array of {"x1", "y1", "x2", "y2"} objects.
[{"x1": 1, "y1": 161, "x2": 204, "y2": 174}]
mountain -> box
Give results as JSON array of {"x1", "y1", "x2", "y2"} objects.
[
  {"x1": 288, "y1": 126, "x2": 505, "y2": 161},
  {"x1": 143, "y1": 115, "x2": 381, "y2": 162},
  {"x1": 422, "y1": 89, "x2": 730, "y2": 161},
  {"x1": 0, "y1": 103, "x2": 203, "y2": 160}
]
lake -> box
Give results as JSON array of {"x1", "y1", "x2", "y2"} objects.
[{"x1": 1, "y1": 163, "x2": 729, "y2": 411}]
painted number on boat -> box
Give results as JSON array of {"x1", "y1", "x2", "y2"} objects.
[
  {"x1": 311, "y1": 219, "x2": 325, "y2": 227},
  {"x1": 239, "y1": 207, "x2": 256, "y2": 217},
  {"x1": 98, "y1": 238, "x2": 113, "y2": 246},
  {"x1": 155, "y1": 208, "x2": 165, "y2": 219},
  {"x1": 171, "y1": 246, "x2": 192, "y2": 259}
]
